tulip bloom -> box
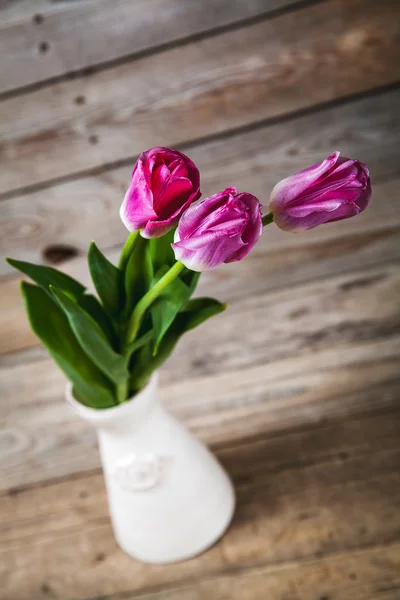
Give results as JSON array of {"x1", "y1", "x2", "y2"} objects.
[
  {"x1": 269, "y1": 152, "x2": 371, "y2": 232},
  {"x1": 172, "y1": 187, "x2": 263, "y2": 271},
  {"x1": 120, "y1": 147, "x2": 201, "y2": 238}
]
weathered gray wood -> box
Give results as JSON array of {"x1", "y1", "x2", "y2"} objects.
[
  {"x1": 0, "y1": 0, "x2": 48, "y2": 24},
  {"x1": 0, "y1": 408, "x2": 399, "y2": 599},
  {"x1": 0, "y1": 0, "x2": 302, "y2": 95},
  {"x1": 1, "y1": 88, "x2": 399, "y2": 277},
  {"x1": 1, "y1": 261, "x2": 400, "y2": 489},
  {"x1": 0, "y1": 0, "x2": 399, "y2": 195},
  {"x1": 1, "y1": 2, "x2": 399, "y2": 597}
]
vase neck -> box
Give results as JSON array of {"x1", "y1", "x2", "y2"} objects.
[{"x1": 66, "y1": 375, "x2": 159, "y2": 430}]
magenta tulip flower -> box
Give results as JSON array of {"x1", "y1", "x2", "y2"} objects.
[
  {"x1": 269, "y1": 152, "x2": 371, "y2": 232},
  {"x1": 120, "y1": 147, "x2": 201, "y2": 238},
  {"x1": 172, "y1": 187, "x2": 263, "y2": 271}
]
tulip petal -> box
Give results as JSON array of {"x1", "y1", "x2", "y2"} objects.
[
  {"x1": 155, "y1": 177, "x2": 194, "y2": 217},
  {"x1": 151, "y1": 162, "x2": 171, "y2": 201},
  {"x1": 141, "y1": 218, "x2": 181, "y2": 239},
  {"x1": 273, "y1": 210, "x2": 334, "y2": 232},
  {"x1": 269, "y1": 152, "x2": 340, "y2": 212},
  {"x1": 269, "y1": 152, "x2": 371, "y2": 232},
  {"x1": 120, "y1": 146, "x2": 201, "y2": 237},
  {"x1": 177, "y1": 188, "x2": 238, "y2": 236},
  {"x1": 284, "y1": 199, "x2": 343, "y2": 218},
  {"x1": 324, "y1": 202, "x2": 360, "y2": 223},
  {"x1": 120, "y1": 160, "x2": 157, "y2": 232},
  {"x1": 354, "y1": 180, "x2": 372, "y2": 213},
  {"x1": 173, "y1": 188, "x2": 262, "y2": 270},
  {"x1": 230, "y1": 193, "x2": 263, "y2": 260},
  {"x1": 172, "y1": 230, "x2": 246, "y2": 271},
  {"x1": 291, "y1": 174, "x2": 364, "y2": 207}
]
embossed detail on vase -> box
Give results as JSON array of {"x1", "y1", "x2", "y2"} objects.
[{"x1": 113, "y1": 453, "x2": 169, "y2": 492}]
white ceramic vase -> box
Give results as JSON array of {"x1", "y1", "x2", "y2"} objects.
[{"x1": 66, "y1": 375, "x2": 235, "y2": 564}]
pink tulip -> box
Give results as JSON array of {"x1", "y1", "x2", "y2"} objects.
[
  {"x1": 172, "y1": 187, "x2": 263, "y2": 271},
  {"x1": 269, "y1": 152, "x2": 371, "y2": 232},
  {"x1": 120, "y1": 147, "x2": 201, "y2": 238}
]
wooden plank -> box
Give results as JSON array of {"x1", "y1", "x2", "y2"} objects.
[
  {"x1": 0, "y1": 0, "x2": 47, "y2": 24},
  {"x1": 2, "y1": 336, "x2": 400, "y2": 487},
  {"x1": 159, "y1": 262, "x2": 400, "y2": 386},
  {"x1": 124, "y1": 545, "x2": 400, "y2": 600},
  {"x1": 1, "y1": 261, "x2": 400, "y2": 489},
  {"x1": 0, "y1": 0, "x2": 302, "y2": 95},
  {"x1": 1, "y1": 175, "x2": 399, "y2": 356},
  {"x1": 4, "y1": 258, "x2": 400, "y2": 397},
  {"x1": 1, "y1": 88, "x2": 399, "y2": 277},
  {"x1": 0, "y1": 0, "x2": 399, "y2": 195},
  {"x1": 0, "y1": 409, "x2": 399, "y2": 599}
]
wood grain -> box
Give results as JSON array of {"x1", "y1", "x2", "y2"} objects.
[
  {"x1": 2, "y1": 336, "x2": 400, "y2": 481},
  {"x1": 0, "y1": 1, "x2": 49, "y2": 24},
  {"x1": 124, "y1": 544, "x2": 400, "y2": 600},
  {"x1": 1, "y1": 409, "x2": 399, "y2": 599},
  {"x1": 0, "y1": 0, "x2": 302, "y2": 95},
  {"x1": 1, "y1": 0, "x2": 400, "y2": 596},
  {"x1": 0, "y1": 0, "x2": 399, "y2": 195},
  {"x1": 1, "y1": 261, "x2": 399, "y2": 490},
  {"x1": 1, "y1": 174, "x2": 399, "y2": 356},
  {"x1": 1, "y1": 88, "x2": 399, "y2": 277}
]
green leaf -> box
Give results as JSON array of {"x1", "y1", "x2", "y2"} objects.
[
  {"x1": 149, "y1": 227, "x2": 176, "y2": 272},
  {"x1": 21, "y1": 282, "x2": 115, "y2": 408},
  {"x1": 88, "y1": 242, "x2": 124, "y2": 316},
  {"x1": 150, "y1": 265, "x2": 192, "y2": 354},
  {"x1": 50, "y1": 286, "x2": 129, "y2": 384},
  {"x1": 6, "y1": 258, "x2": 86, "y2": 298},
  {"x1": 123, "y1": 236, "x2": 153, "y2": 319},
  {"x1": 7, "y1": 255, "x2": 116, "y2": 344},
  {"x1": 180, "y1": 268, "x2": 200, "y2": 295},
  {"x1": 79, "y1": 294, "x2": 116, "y2": 347},
  {"x1": 130, "y1": 297, "x2": 226, "y2": 392},
  {"x1": 180, "y1": 297, "x2": 227, "y2": 331}
]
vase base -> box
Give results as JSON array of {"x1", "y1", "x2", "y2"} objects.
[{"x1": 114, "y1": 479, "x2": 236, "y2": 564}]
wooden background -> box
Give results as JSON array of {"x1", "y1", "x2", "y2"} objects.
[{"x1": 1, "y1": 0, "x2": 400, "y2": 598}]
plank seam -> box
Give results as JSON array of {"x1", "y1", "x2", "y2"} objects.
[
  {"x1": 2, "y1": 390, "x2": 400, "y2": 498},
  {"x1": 1, "y1": 253, "x2": 400, "y2": 361},
  {"x1": 212, "y1": 400, "x2": 400, "y2": 452},
  {"x1": 1, "y1": 80, "x2": 399, "y2": 203},
  {"x1": 78, "y1": 538, "x2": 400, "y2": 600},
  {"x1": 0, "y1": 0, "x2": 327, "y2": 102},
  {"x1": 226, "y1": 243, "x2": 400, "y2": 303}
]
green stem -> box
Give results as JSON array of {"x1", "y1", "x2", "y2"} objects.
[
  {"x1": 124, "y1": 329, "x2": 153, "y2": 356},
  {"x1": 118, "y1": 231, "x2": 139, "y2": 270},
  {"x1": 125, "y1": 261, "x2": 185, "y2": 346},
  {"x1": 262, "y1": 213, "x2": 274, "y2": 227},
  {"x1": 116, "y1": 379, "x2": 128, "y2": 404}
]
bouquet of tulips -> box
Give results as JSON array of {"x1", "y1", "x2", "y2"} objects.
[{"x1": 7, "y1": 148, "x2": 371, "y2": 409}]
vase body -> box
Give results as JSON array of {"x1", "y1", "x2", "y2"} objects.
[{"x1": 66, "y1": 376, "x2": 235, "y2": 563}]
